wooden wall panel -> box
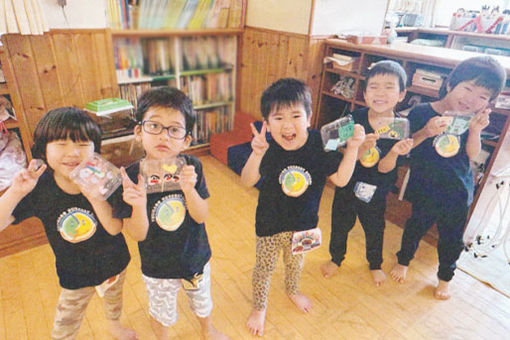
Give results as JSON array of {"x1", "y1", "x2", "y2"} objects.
[
  {"x1": 1, "y1": 29, "x2": 119, "y2": 148},
  {"x1": 239, "y1": 27, "x2": 329, "y2": 124}
]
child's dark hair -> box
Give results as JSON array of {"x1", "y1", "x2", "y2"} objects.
[
  {"x1": 440, "y1": 56, "x2": 507, "y2": 100},
  {"x1": 32, "y1": 107, "x2": 102, "y2": 161},
  {"x1": 260, "y1": 78, "x2": 312, "y2": 119},
  {"x1": 135, "y1": 86, "x2": 195, "y2": 135},
  {"x1": 365, "y1": 60, "x2": 407, "y2": 92}
]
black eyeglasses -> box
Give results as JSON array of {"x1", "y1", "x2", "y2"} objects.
[{"x1": 140, "y1": 120, "x2": 187, "y2": 140}]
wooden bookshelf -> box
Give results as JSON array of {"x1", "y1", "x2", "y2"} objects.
[{"x1": 317, "y1": 39, "x2": 510, "y2": 231}]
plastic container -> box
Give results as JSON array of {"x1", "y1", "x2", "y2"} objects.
[
  {"x1": 141, "y1": 156, "x2": 186, "y2": 193},
  {"x1": 374, "y1": 117, "x2": 410, "y2": 140},
  {"x1": 85, "y1": 98, "x2": 135, "y2": 139},
  {"x1": 69, "y1": 153, "x2": 122, "y2": 200},
  {"x1": 320, "y1": 115, "x2": 354, "y2": 151},
  {"x1": 443, "y1": 111, "x2": 474, "y2": 136}
]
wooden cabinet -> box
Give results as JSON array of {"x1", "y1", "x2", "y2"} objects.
[{"x1": 317, "y1": 40, "x2": 510, "y2": 230}]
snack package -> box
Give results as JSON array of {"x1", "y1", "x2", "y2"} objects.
[
  {"x1": 69, "y1": 153, "x2": 122, "y2": 200},
  {"x1": 442, "y1": 111, "x2": 474, "y2": 136},
  {"x1": 374, "y1": 117, "x2": 410, "y2": 140},
  {"x1": 141, "y1": 156, "x2": 186, "y2": 193},
  {"x1": 320, "y1": 115, "x2": 355, "y2": 151}
]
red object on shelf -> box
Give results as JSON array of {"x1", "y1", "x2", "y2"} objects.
[{"x1": 209, "y1": 113, "x2": 257, "y2": 165}]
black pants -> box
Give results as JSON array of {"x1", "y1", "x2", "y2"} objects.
[
  {"x1": 330, "y1": 187, "x2": 387, "y2": 270},
  {"x1": 396, "y1": 195, "x2": 468, "y2": 282}
]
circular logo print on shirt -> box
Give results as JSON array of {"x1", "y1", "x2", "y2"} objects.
[
  {"x1": 57, "y1": 208, "x2": 97, "y2": 243},
  {"x1": 151, "y1": 194, "x2": 186, "y2": 231},
  {"x1": 279, "y1": 166, "x2": 312, "y2": 198},
  {"x1": 360, "y1": 146, "x2": 380, "y2": 168},
  {"x1": 433, "y1": 133, "x2": 460, "y2": 158}
]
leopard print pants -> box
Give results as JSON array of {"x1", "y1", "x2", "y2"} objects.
[{"x1": 252, "y1": 231, "x2": 305, "y2": 311}]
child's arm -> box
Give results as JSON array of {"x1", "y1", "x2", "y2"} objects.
[
  {"x1": 119, "y1": 168, "x2": 149, "y2": 241},
  {"x1": 240, "y1": 122, "x2": 269, "y2": 187},
  {"x1": 329, "y1": 124, "x2": 365, "y2": 187},
  {"x1": 357, "y1": 133, "x2": 379, "y2": 160},
  {"x1": 180, "y1": 165, "x2": 208, "y2": 223},
  {"x1": 466, "y1": 109, "x2": 490, "y2": 160},
  {"x1": 378, "y1": 138, "x2": 414, "y2": 173},
  {"x1": 0, "y1": 160, "x2": 46, "y2": 232},
  {"x1": 81, "y1": 190, "x2": 123, "y2": 236},
  {"x1": 412, "y1": 116, "x2": 447, "y2": 148}
]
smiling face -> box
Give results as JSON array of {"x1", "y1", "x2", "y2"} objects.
[
  {"x1": 364, "y1": 73, "x2": 406, "y2": 115},
  {"x1": 136, "y1": 106, "x2": 191, "y2": 161},
  {"x1": 444, "y1": 81, "x2": 492, "y2": 114},
  {"x1": 46, "y1": 139, "x2": 95, "y2": 179},
  {"x1": 266, "y1": 103, "x2": 311, "y2": 151}
]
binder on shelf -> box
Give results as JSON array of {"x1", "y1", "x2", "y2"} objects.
[{"x1": 176, "y1": 0, "x2": 200, "y2": 29}]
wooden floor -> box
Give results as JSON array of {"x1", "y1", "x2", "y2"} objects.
[{"x1": 1, "y1": 155, "x2": 509, "y2": 340}]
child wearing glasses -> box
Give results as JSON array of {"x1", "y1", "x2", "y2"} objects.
[{"x1": 112, "y1": 86, "x2": 228, "y2": 340}]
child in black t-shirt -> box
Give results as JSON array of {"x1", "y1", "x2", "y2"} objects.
[
  {"x1": 390, "y1": 56, "x2": 506, "y2": 300},
  {"x1": 321, "y1": 61, "x2": 413, "y2": 286},
  {"x1": 0, "y1": 107, "x2": 135, "y2": 339},
  {"x1": 113, "y1": 86, "x2": 228, "y2": 340},
  {"x1": 241, "y1": 78, "x2": 365, "y2": 336}
]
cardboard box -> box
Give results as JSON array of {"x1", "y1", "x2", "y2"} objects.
[{"x1": 345, "y1": 34, "x2": 387, "y2": 45}]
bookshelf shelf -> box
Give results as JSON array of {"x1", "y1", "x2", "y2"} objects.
[
  {"x1": 325, "y1": 68, "x2": 364, "y2": 80},
  {"x1": 117, "y1": 76, "x2": 155, "y2": 85},
  {"x1": 194, "y1": 101, "x2": 233, "y2": 110},
  {"x1": 111, "y1": 28, "x2": 243, "y2": 37},
  {"x1": 482, "y1": 140, "x2": 497, "y2": 147},
  {"x1": 322, "y1": 90, "x2": 353, "y2": 102},
  {"x1": 180, "y1": 68, "x2": 231, "y2": 76},
  {"x1": 407, "y1": 85, "x2": 439, "y2": 99}
]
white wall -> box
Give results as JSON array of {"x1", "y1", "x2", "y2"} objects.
[
  {"x1": 246, "y1": 0, "x2": 312, "y2": 34},
  {"x1": 42, "y1": 0, "x2": 107, "y2": 29},
  {"x1": 311, "y1": 0, "x2": 389, "y2": 35}
]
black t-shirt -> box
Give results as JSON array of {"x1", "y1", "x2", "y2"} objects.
[
  {"x1": 337, "y1": 107, "x2": 404, "y2": 201},
  {"x1": 113, "y1": 154, "x2": 211, "y2": 279},
  {"x1": 406, "y1": 103, "x2": 474, "y2": 206},
  {"x1": 11, "y1": 172, "x2": 130, "y2": 290},
  {"x1": 256, "y1": 130, "x2": 342, "y2": 237}
]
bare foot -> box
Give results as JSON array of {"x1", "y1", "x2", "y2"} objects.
[
  {"x1": 370, "y1": 269, "x2": 386, "y2": 286},
  {"x1": 320, "y1": 261, "x2": 339, "y2": 279},
  {"x1": 204, "y1": 327, "x2": 230, "y2": 340},
  {"x1": 246, "y1": 308, "x2": 266, "y2": 336},
  {"x1": 434, "y1": 280, "x2": 451, "y2": 300},
  {"x1": 108, "y1": 320, "x2": 138, "y2": 340},
  {"x1": 288, "y1": 292, "x2": 312, "y2": 313},
  {"x1": 390, "y1": 264, "x2": 408, "y2": 284}
]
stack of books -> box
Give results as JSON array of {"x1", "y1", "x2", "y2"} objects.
[{"x1": 107, "y1": 0, "x2": 245, "y2": 30}]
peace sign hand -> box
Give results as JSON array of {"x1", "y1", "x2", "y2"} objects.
[
  {"x1": 10, "y1": 159, "x2": 47, "y2": 198},
  {"x1": 121, "y1": 167, "x2": 147, "y2": 208},
  {"x1": 250, "y1": 122, "x2": 269, "y2": 157}
]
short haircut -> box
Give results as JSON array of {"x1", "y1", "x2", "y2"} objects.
[
  {"x1": 135, "y1": 86, "x2": 196, "y2": 135},
  {"x1": 260, "y1": 78, "x2": 312, "y2": 119},
  {"x1": 440, "y1": 56, "x2": 507, "y2": 101},
  {"x1": 365, "y1": 60, "x2": 407, "y2": 92},
  {"x1": 32, "y1": 107, "x2": 102, "y2": 160}
]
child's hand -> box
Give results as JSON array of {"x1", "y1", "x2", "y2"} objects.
[
  {"x1": 346, "y1": 124, "x2": 366, "y2": 148},
  {"x1": 180, "y1": 165, "x2": 197, "y2": 194},
  {"x1": 120, "y1": 167, "x2": 146, "y2": 208},
  {"x1": 250, "y1": 122, "x2": 269, "y2": 157},
  {"x1": 469, "y1": 108, "x2": 490, "y2": 133},
  {"x1": 10, "y1": 159, "x2": 46, "y2": 197},
  {"x1": 424, "y1": 116, "x2": 448, "y2": 137},
  {"x1": 391, "y1": 138, "x2": 414, "y2": 156}
]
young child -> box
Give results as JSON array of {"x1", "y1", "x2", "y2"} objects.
[
  {"x1": 390, "y1": 56, "x2": 507, "y2": 299},
  {"x1": 241, "y1": 78, "x2": 365, "y2": 336},
  {"x1": 0, "y1": 107, "x2": 136, "y2": 340},
  {"x1": 321, "y1": 61, "x2": 414, "y2": 286},
  {"x1": 113, "y1": 86, "x2": 228, "y2": 340}
]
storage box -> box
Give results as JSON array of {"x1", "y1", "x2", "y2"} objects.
[
  {"x1": 412, "y1": 69, "x2": 446, "y2": 90},
  {"x1": 324, "y1": 54, "x2": 360, "y2": 72},
  {"x1": 85, "y1": 98, "x2": 136, "y2": 139},
  {"x1": 345, "y1": 34, "x2": 387, "y2": 45}
]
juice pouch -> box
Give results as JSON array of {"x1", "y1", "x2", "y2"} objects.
[{"x1": 320, "y1": 115, "x2": 355, "y2": 151}]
